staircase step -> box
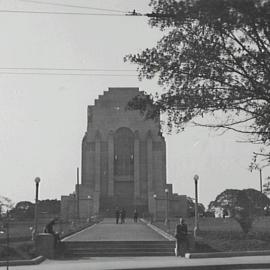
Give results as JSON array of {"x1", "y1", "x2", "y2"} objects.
[
  {"x1": 65, "y1": 251, "x2": 175, "y2": 257},
  {"x1": 64, "y1": 242, "x2": 175, "y2": 248},
  {"x1": 63, "y1": 240, "x2": 175, "y2": 257},
  {"x1": 68, "y1": 247, "x2": 172, "y2": 252},
  {"x1": 65, "y1": 245, "x2": 175, "y2": 249},
  {"x1": 63, "y1": 241, "x2": 175, "y2": 246}
]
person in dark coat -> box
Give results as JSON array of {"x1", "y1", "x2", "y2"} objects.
[
  {"x1": 133, "y1": 209, "x2": 138, "y2": 223},
  {"x1": 115, "y1": 208, "x2": 120, "y2": 224},
  {"x1": 44, "y1": 218, "x2": 60, "y2": 247},
  {"x1": 175, "y1": 218, "x2": 188, "y2": 257},
  {"x1": 120, "y1": 208, "x2": 126, "y2": 224}
]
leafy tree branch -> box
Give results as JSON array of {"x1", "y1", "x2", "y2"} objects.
[{"x1": 125, "y1": 0, "x2": 270, "y2": 164}]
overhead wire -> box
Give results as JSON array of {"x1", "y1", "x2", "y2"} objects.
[
  {"x1": 0, "y1": 67, "x2": 137, "y2": 72},
  {"x1": 0, "y1": 9, "x2": 128, "y2": 16},
  {"x1": 0, "y1": 72, "x2": 138, "y2": 77},
  {"x1": 18, "y1": 0, "x2": 129, "y2": 14},
  {"x1": 0, "y1": 1, "x2": 146, "y2": 17},
  {"x1": 0, "y1": 3, "x2": 144, "y2": 78}
]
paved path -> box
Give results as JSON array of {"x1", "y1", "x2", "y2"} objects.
[
  {"x1": 63, "y1": 218, "x2": 167, "y2": 242},
  {"x1": 7, "y1": 255, "x2": 270, "y2": 270}
]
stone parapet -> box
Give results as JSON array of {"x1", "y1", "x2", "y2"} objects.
[{"x1": 35, "y1": 233, "x2": 55, "y2": 259}]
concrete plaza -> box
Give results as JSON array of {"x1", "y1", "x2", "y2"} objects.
[{"x1": 63, "y1": 218, "x2": 167, "y2": 242}]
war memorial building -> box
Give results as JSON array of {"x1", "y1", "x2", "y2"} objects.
[{"x1": 61, "y1": 87, "x2": 187, "y2": 219}]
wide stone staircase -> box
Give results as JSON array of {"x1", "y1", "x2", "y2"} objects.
[
  {"x1": 63, "y1": 240, "x2": 175, "y2": 257},
  {"x1": 61, "y1": 218, "x2": 176, "y2": 257}
]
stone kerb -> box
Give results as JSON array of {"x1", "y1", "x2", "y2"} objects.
[
  {"x1": 140, "y1": 218, "x2": 175, "y2": 241},
  {"x1": 0, "y1": 256, "x2": 45, "y2": 267},
  {"x1": 35, "y1": 233, "x2": 55, "y2": 259}
]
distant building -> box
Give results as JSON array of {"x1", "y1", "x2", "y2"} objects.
[
  {"x1": 209, "y1": 206, "x2": 231, "y2": 218},
  {"x1": 61, "y1": 87, "x2": 187, "y2": 219}
]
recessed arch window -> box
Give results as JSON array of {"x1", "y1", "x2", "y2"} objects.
[{"x1": 114, "y1": 127, "x2": 134, "y2": 176}]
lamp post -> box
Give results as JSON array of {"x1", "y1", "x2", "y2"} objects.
[
  {"x1": 34, "y1": 177, "x2": 40, "y2": 239},
  {"x1": 164, "y1": 188, "x2": 169, "y2": 225},
  {"x1": 193, "y1": 174, "x2": 199, "y2": 239},
  {"x1": 259, "y1": 168, "x2": 263, "y2": 193},
  {"x1": 87, "y1": 195, "x2": 92, "y2": 222},
  {"x1": 153, "y1": 194, "x2": 157, "y2": 221}
]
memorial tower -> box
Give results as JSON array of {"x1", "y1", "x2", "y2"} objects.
[{"x1": 61, "y1": 87, "x2": 187, "y2": 219}]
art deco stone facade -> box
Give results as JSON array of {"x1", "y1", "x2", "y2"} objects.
[{"x1": 61, "y1": 87, "x2": 187, "y2": 219}]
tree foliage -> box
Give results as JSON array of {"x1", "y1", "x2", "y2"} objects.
[
  {"x1": 39, "y1": 199, "x2": 61, "y2": 215},
  {"x1": 0, "y1": 195, "x2": 13, "y2": 216},
  {"x1": 209, "y1": 188, "x2": 270, "y2": 213},
  {"x1": 209, "y1": 188, "x2": 270, "y2": 233},
  {"x1": 9, "y1": 199, "x2": 61, "y2": 220},
  {"x1": 186, "y1": 196, "x2": 205, "y2": 217},
  {"x1": 9, "y1": 201, "x2": 35, "y2": 219},
  {"x1": 125, "y1": 0, "x2": 270, "y2": 164}
]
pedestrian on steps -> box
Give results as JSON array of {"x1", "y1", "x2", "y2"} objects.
[
  {"x1": 133, "y1": 209, "x2": 138, "y2": 223},
  {"x1": 120, "y1": 208, "x2": 126, "y2": 224},
  {"x1": 115, "y1": 208, "x2": 120, "y2": 224}
]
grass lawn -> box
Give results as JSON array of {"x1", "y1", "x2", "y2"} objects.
[
  {"x1": 154, "y1": 216, "x2": 270, "y2": 252},
  {"x1": 0, "y1": 218, "x2": 91, "y2": 260},
  {"x1": 0, "y1": 218, "x2": 90, "y2": 239}
]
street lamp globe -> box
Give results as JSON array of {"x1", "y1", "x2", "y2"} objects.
[
  {"x1": 34, "y1": 177, "x2": 40, "y2": 184},
  {"x1": 193, "y1": 174, "x2": 199, "y2": 181},
  {"x1": 165, "y1": 188, "x2": 169, "y2": 193},
  {"x1": 153, "y1": 194, "x2": 157, "y2": 199}
]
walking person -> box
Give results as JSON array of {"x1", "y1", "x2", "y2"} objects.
[
  {"x1": 133, "y1": 209, "x2": 138, "y2": 223},
  {"x1": 115, "y1": 208, "x2": 120, "y2": 224},
  {"x1": 120, "y1": 208, "x2": 126, "y2": 224},
  {"x1": 174, "y1": 217, "x2": 188, "y2": 257}
]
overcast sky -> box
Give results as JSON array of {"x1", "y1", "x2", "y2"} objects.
[{"x1": 0, "y1": 0, "x2": 269, "y2": 208}]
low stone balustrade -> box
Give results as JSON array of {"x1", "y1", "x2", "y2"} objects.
[{"x1": 35, "y1": 233, "x2": 55, "y2": 259}]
